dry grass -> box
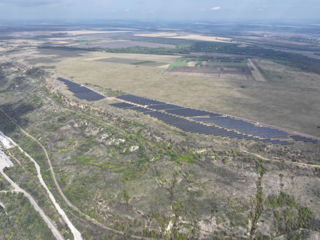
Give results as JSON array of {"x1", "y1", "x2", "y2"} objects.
[
  {"x1": 54, "y1": 51, "x2": 251, "y2": 114},
  {"x1": 45, "y1": 51, "x2": 320, "y2": 137}
]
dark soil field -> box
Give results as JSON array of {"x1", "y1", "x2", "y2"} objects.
[
  {"x1": 91, "y1": 40, "x2": 176, "y2": 49},
  {"x1": 170, "y1": 65, "x2": 252, "y2": 76}
]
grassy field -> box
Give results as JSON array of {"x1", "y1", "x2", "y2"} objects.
[
  {"x1": 1, "y1": 35, "x2": 320, "y2": 239},
  {"x1": 51, "y1": 50, "x2": 320, "y2": 137}
]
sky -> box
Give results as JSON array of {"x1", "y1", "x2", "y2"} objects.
[{"x1": 0, "y1": 0, "x2": 319, "y2": 22}]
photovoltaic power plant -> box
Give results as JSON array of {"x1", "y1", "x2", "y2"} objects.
[
  {"x1": 113, "y1": 94, "x2": 317, "y2": 144},
  {"x1": 57, "y1": 79, "x2": 317, "y2": 145},
  {"x1": 57, "y1": 77, "x2": 105, "y2": 101}
]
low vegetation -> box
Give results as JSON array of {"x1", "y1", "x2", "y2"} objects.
[{"x1": 0, "y1": 25, "x2": 319, "y2": 239}]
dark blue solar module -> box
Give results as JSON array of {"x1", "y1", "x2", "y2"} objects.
[
  {"x1": 57, "y1": 77, "x2": 105, "y2": 101},
  {"x1": 261, "y1": 139, "x2": 294, "y2": 145},
  {"x1": 165, "y1": 108, "x2": 220, "y2": 117},
  {"x1": 193, "y1": 116, "x2": 289, "y2": 139},
  {"x1": 130, "y1": 106, "x2": 153, "y2": 113},
  {"x1": 110, "y1": 102, "x2": 135, "y2": 108},
  {"x1": 148, "y1": 104, "x2": 182, "y2": 110},
  {"x1": 116, "y1": 94, "x2": 164, "y2": 106},
  {"x1": 290, "y1": 135, "x2": 318, "y2": 144},
  {"x1": 110, "y1": 102, "x2": 293, "y2": 145},
  {"x1": 110, "y1": 102, "x2": 152, "y2": 113},
  {"x1": 146, "y1": 111, "x2": 258, "y2": 140}
]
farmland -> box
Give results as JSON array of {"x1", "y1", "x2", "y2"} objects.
[
  {"x1": 0, "y1": 23, "x2": 320, "y2": 240},
  {"x1": 50, "y1": 50, "x2": 320, "y2": 137}
]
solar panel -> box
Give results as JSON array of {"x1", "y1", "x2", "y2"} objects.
[
  {"x1": 107, "y1": 92, "x2": 303, "y2": 145},
  {"x1": 110, "y1": 102, "x2": 135, "y2": 109},
  {"x1": 116, "y1": 94, "x2": 164, "y2": 106},
  {"x1": 130, "y1": 106, "x2": 153, "y2": 113},
  {"x1": 263, "y1": 139, "x2": 294, "y2": 145},
  {"x1": 108, "y1": 101, "x2": 293, "y2": 145},
  {"x1": 148, "y1": 104, "x2": 182, "y2": 110},
  {"x1": 165, "y1": 108, "x2": 219, "y2": 117},
  {"x1": 57, "y1": 78, "x2": 105, "y2": 101},
  {"x1": 193, "y1": 116, "x2": 289, "y2": 139},
  {"x1": 290, "y1": 135, "x2": 318, "y2": 144},
  {"x1": 146, "y1": 111, "x2": 255, "y2": 139}
]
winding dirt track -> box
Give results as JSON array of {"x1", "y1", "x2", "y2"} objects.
[
  {"x1": 239, "y1": 146, "x2": 320, "y2": 170},
  {"x1": 0, "y1": 169, "x2": 65, "y2": 240},
  {"x1": 0, "y1": 108, "x2": 152, "y2": 240},
  {"x1": 0, "y1": 110, "x2": 82, "y2": 240},
  {"x1": 0, "y1": 136, "x2": 64, "y2": 240}
]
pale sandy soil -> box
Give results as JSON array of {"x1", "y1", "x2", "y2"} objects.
[
  {"x1": 158, "y1": 64, "x2": 170, "y2": 69},
  {"x1": 0, "y1": 150, "x2": 13, "y2": 171},
  {"x1": 135, "y1": 32, "x2": 233, "y2": 43},
  {"x1": 135, "y1": 32, "x2": 178, "y2": 38},
  {"x1": 62, "y1": 30, "x2": 131, "y2": 35},
  {"x1": 0, "y1": 131, "x2": 16, "y2": 150},
  {"x1": 187, "y1": 61, "x2": 197, "y2": 67},
  {"x1": 171, "y1": 34, "x2": 233, "y2": 43}
]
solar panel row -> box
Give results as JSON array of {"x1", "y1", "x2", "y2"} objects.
[
  {"x1": 193, "y1": 116, "x2": 289, "y2": 139},
  {"x1": 147, "y1": 104, "x2": 182, "y2": 110},
  {"x1": 145, "y1": 111, "x2": 292, "y2": 145},
  {"x1": 130, "y1": 106, "x2": 153, "y2": 113},
  {"x1": 290, "y1": 135, "x2": 318, "y2": 144},
  {"x1": 109, "y1": 102, "x2": 135, "y2": 109},
  {"x1": 116, "y1": 94, "x2": 164, "y2": 106},
  {"x1": 165, "y1": 108, "x2": 220, "y2": 117},
  {"x1": 109, "y1": 102, "x2": 293, "y2": 145},
  {"x1": 110, "y1": 102, "x2": 152, "y2": 113},
  {"x1": 57, "y1": 78, "x2": 105, "y2": 101}
]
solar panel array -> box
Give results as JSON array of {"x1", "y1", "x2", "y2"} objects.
[
  {"x1": 78, "y1": 93, "x2": 317, "y2": 145},
  {"x1": 116, "y1": 94, "x2": 163, "y2": 105},
  {"x1": 57, "y1": 78, "x2": 105, "y2": 101},
  {"x1": 56, "y1": 79, "x2": 317, "y2": 144},
  {"x1": 193, "y1": 116, "x2": 289, "y2": 139},
  {"x1": 109, "y1": 101, "x2": 294, "y2": 145}
]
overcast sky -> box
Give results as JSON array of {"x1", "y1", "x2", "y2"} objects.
[{"x1": 0, "y1": 0, "x2": 319, "y2": 22}]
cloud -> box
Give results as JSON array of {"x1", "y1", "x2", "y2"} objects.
[
  {"x1": 0, "y1": 0, "x2": 59, "y2": 7},
  {"x1": 211, "y1": 6, "x2": 221, "y2": 11}
]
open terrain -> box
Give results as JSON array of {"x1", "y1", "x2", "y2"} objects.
[{"x1": 0, "y1": 23, "x2": 319, "y2": 239}]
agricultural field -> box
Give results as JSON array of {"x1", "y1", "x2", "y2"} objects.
[
  {"x1": 0, "y1": 23, "x2": 320, "y2": 240},
  {"x1": 49, "y1": 49, "x2": 320, "y2": 137},
  {"x1": 5, "y1": 26, "x2": 317, "y2": 137}
]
